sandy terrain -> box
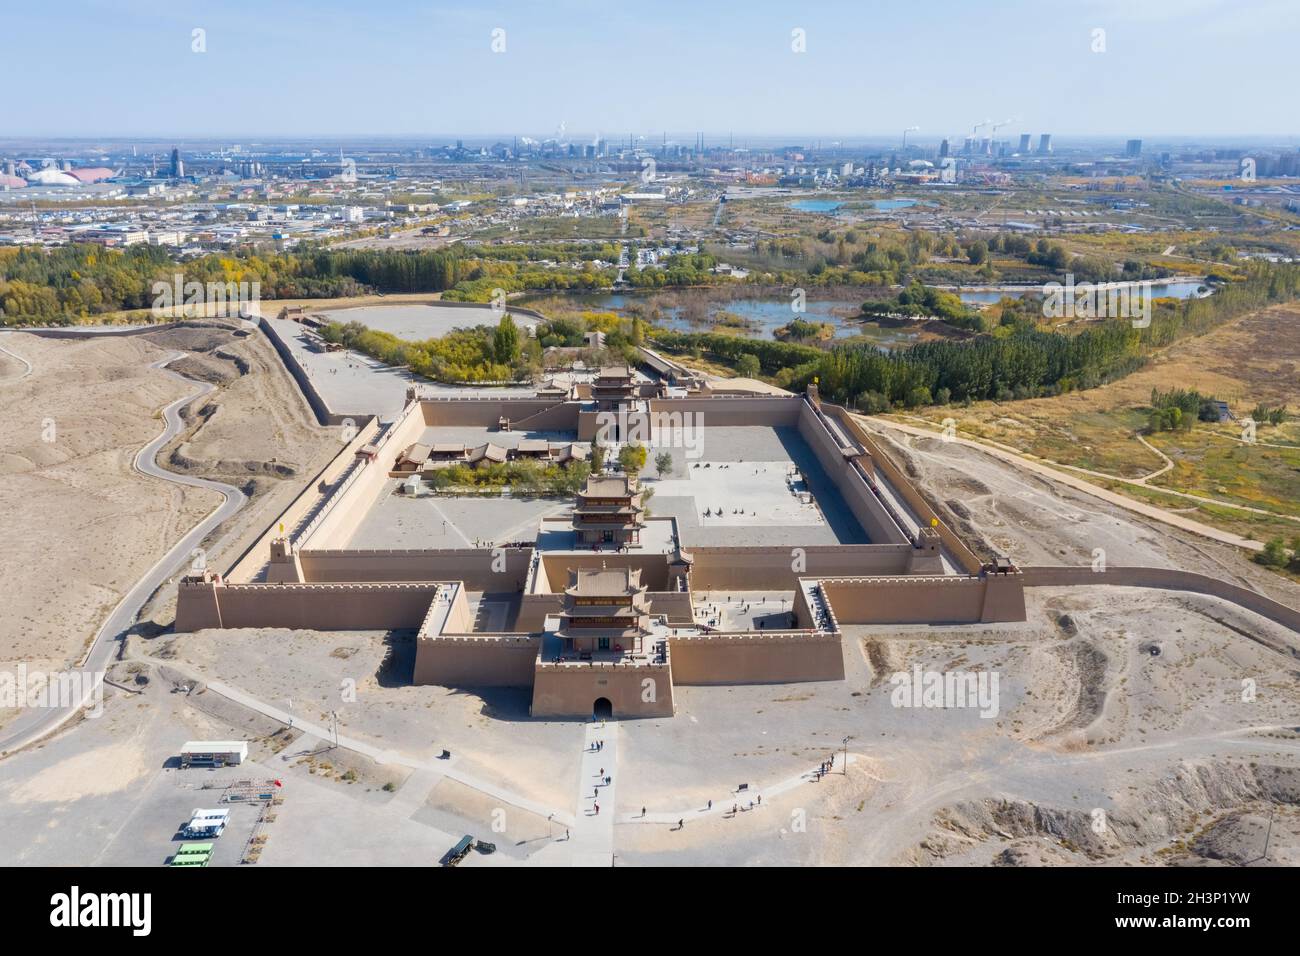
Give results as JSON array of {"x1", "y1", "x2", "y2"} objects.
[
  {"x1": 133, "y1": 322, "x2": 340, "y2": 626},
  {"x1": 862, "y1": 418, "x2": 1300, "y2": 610},
  {"x1": 0, "y1": 333, "x2": 220, "y2": 676},
  {"x1": 0, "y1": 322, "x2": 338, "y2": 736}
]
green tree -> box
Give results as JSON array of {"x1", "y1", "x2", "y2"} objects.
[
  {"x1": 1257, "y1": 538, "x2": 1289, "y2": 568},
  {"x1": 654, "y1": 450, "x2": 674, "y2": 477},
  {"x1": 618, "y1": 443, "x2": 647, "y2": 474},
  {"x1": 735, "y1": 353, "x2": 761, "y2": 378},
  {"x1": 493, "y1": 313, "x2": 520, "y2": 364}
]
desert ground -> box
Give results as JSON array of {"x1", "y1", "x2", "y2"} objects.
[
  {"x1": 0, "y1": 322, "x2": 338, "y2": 731},
  {"x1": 0, "y1": 308, "x2": 1297, "y2": 866},
  {"x1": 0, "y1": 333, "x2": 220, "y2": 675},
  {"x1": 1, "y1": 575, "x2": 1293, "y2": 866},
  {"x1": 893, "y1": 303, "x2": 1300, "y2": 547}
]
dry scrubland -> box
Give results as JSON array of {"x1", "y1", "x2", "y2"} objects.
[
  {"x1": 0, "y1": 323, "x2": 337, "y2": 727},
  {"x1": 840, "y1": 423, "x2": 1300, "y2": 866},
  {"x1": 0, "y1": 334, "x2": 219, "y2": 674},
  {"x1": 892, "y1": 303, "x2": 1300, "y2": 546},
  {"x1": 882, "y1": 587, "x2": 1300, "y2": 866},
  {"x1": 137, "y1": 322, "x2": 340, "y2": 624}
]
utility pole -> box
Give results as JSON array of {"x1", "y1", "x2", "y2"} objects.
[
  {"x1": 842, "y1": 735, "x2": 852, "y2": 774},
  {"x1": 1260, "y1": 805, "x2": 1275, "y2": 863}
]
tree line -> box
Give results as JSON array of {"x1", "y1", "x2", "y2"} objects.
[{"x1": 651, "y1": 263, "x2": 1300, "y2": 410}]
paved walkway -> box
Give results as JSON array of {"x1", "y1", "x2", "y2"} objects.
[
  {"x1": 571, "y1": 721, "x2": 617, "y2": 866},
  {"x1": 623, "y1": 754, "x2": 857, "y2": 826}
]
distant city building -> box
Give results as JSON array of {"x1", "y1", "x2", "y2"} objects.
[
  {"x1": 1037, "y1": 133, "x2": 1053, "y2": 155},
  {"x1": 67, "y1": 167, "x2": 116, "y2": 184},
  {"x1": 25, "y1": 168, "x2": 80, "y2": 187},
  {"x1": 938, "y1": 139, "x2": 950, "y2": 159},
  {"x1": 170, "y1": 147, "x2": 184, "y2": 178},
  {"x1": 1018, "y1": 133, "x2": 1032, "y2": 154},
  {"x1": 1126, "y1": 139, "x2": 1143, "y2": 158}
]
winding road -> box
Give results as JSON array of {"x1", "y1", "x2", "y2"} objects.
[
  {"x1": 0, "y1": 335, "x2": 34, "y2": 382},
  {"x1": 0, "y1": 348, "x2": 248, "y2": 757}
]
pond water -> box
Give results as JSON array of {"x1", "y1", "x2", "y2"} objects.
[
  {"x1": 787, "y1": 197, "x2": 926, "y2": 213},
  {"x1": 788, "y1": 199, "x2": 844, "y2": 213},
  {"x1": 954, "y1": 278, "x2": 1213, "y2": 305},
  {"x1": 523, "y1": 276, "x2": 1216, "y2": 352},
  {"x1": 526, "y1": 291, "x2": 923, "y2": 350}
]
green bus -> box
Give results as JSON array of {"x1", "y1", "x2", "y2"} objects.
[{"x1": 171, "y1": 843, "x2": 214, "y2": 866}]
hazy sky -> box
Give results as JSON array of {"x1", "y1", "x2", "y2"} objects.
[{"x1": 7, "y1": 0, "x2": 1297, "y2": 140}]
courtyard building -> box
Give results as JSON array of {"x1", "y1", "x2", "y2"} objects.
[{"x1": 573, "y1": 474, "x2": 645, "y2": 548}]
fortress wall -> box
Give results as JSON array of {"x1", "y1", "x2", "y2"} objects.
[
  {"x1": 819, "y1": 573, "x2": 1026, "y2": 625},
  {"x1": 419, "y1": 397, "x2": 576, "y2": 430},
  {"x1": 413, "y1": 634, "x2": 540, "y2": 687},
  {"x1": 577, "y1": 409, "x2": 600, "y2": 441},
  {"x1": 531, "y1": 662, "x2": 675, "y2": 718},
  {"x1": 176, "y1": 579, "x2": 225, "y2": 631},
  {"x1": 438, "y1": 584, "x2": 474, "y2": 635},
  {"x1": 1021, "y1": 566, "x2": 1300, "y2": 634},
  {"x1": 175, "y1": 581, "x2": 446, "y2": 632},
  {"x1": 648, "y1": 395, "x2": 801, "y2": 427},
  {"x1": 793, "y1": 581, "x2": 816, "y2": 629},
  {"x1": 646, "y1": 590, "x2": 695, "y2": 623},
  {"x1": 298, "y1": 547, "x2": 533, "y2": 590},
  {"x1": 689, "y1": 544, "x2": 913, "y2": 590},
  {"x1": 530, "y1": 550, "x2": 552, "y2": 593},
  {"x1": 517, "y1": 593, "x2": 565, "y2": 632},
  {"x1": 24, "y1": 323, "x2": 184, "y2": 339},
  {"x1": 982, "y1": 572, "x2": 1028, "y2": 622},
  {"x1": 259, "y1": 316, "x2": 351, "y2": 425},
  {"x1": 224, "y1": 415, "x2": 382, "y2": 583},
  {"x1": 669, "y1": 631, "x2": 845, "y2": 684},
  {"x1": 400, "y1": 300, "x2": 548, "y2": 324},
  {"x1": 826, "y1": 405, "x2": 984, "y2": 574},
  {"x1": 303, "y1": 403, "x2": 429, "y2": 549},
  {"x1": 797, "y1": 400, "x2": 908, "y2": 545}
]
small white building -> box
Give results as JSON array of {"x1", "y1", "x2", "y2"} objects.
[
  {"x1": 183, "y1": 808, "x2": 230, "y2": 837},
  {"x1": 179, "y1": 740, "x2": 248, "y2": 767}
]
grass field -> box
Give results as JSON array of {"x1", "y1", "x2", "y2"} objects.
[{"x1": 892, "y1": 302, "x2": 1300, "y2": 547}]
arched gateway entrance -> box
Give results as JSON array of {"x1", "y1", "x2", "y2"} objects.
[{"x1": 593, "y1": 697, "x2": 613, "y2": 719}]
